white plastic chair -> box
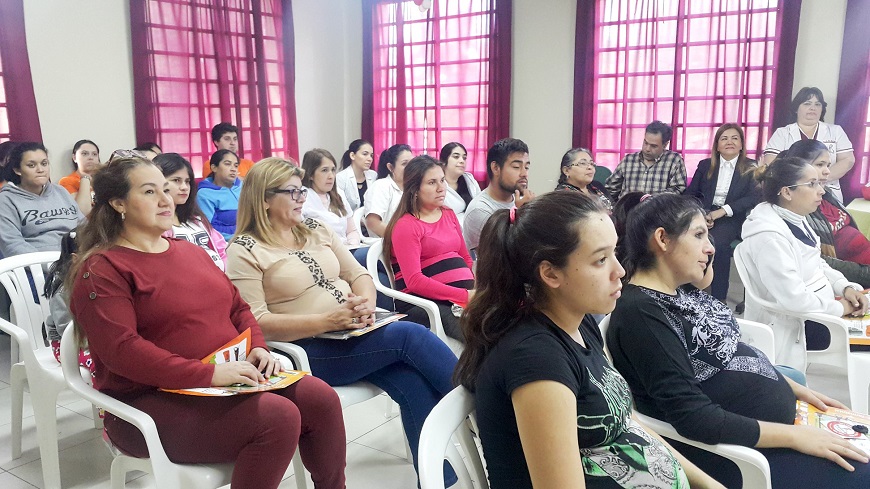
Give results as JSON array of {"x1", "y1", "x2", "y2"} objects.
[
  {"x1": 418, "y1": 386, "x2": 486, "y2": 489},
  {"x1": 597, "y1": 314, "x2": 612, "y2": 361},
  {"x1": 365, "y1": 240, "x2": 464, "y2": 354},
  {"x1": 60, "y1": 325, "x2": 241, "y2": 489},
  {"x1": 0, "y1": 252, "x2": 99, "y2": 489},
  {"x1": 633, "y1": 411, "x2": 772, "y2": 489},
  {"x1": 736, "y1": 318, "x2": 777, "y2": 363},
  {"x1": 735, "y1": 244, "x2": 870, "y2": 414},
  {"x1": 267, "y1": 340, "x2": 413, "y2": 465}
]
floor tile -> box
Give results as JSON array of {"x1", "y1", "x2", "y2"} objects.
[
  {"x1": 0, "y1": 471, "x2": 38, "y2": 488},
  {"x1": 0, "y1": 408, "x2": 101, "y2": 471},
  {"x1": 278, "y1": 442, "x2": 417, "y2": 489},
  {"x1": 341, "y1": 395, "x2": 398, "y2": 442},
  {"x1": 353, "y1": 417, "x2": 411, "y2": 460}
]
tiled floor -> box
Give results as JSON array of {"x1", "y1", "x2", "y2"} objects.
[{"x1": 0, "y1": 264, "x2": 855, "y2": 488}]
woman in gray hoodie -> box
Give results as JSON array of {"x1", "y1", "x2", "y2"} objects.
[{"x1": 0, "y1": 142, "x2": 84, "y2": 258}]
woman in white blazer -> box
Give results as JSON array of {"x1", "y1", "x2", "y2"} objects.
[{"x1": 336, "y1": 139, "x2": 378, "y2": 211}]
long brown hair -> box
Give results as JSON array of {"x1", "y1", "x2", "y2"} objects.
[
  {"x1": 382, "y1": 155, "x2": 442, "y2": 265},
  {"x1": 301, "y1": 148, "x2": 347, "y2": 217},
  {"x1": 454, "y1": 191, "x2": 605, "y2": 390},
  {"x1": 66, "y1": 157, "x2": 156, "y2": 344},
  {"x1": 706, "y1": 123, "x2": 752, "y2": 180}
]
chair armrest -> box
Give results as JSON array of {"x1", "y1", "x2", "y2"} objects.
[
  {"x1": 266, "y1": 341, "x2": 311, "y2": 371},
  {"x1": 634, "y1": 411, "x2": 771, "y2": 488},
  {"x1": 59, "y1": 325, "x2": 174, "y2": 467},
  {"x1": 0, "y1": 318, "x2": 29, "y2": 353}
]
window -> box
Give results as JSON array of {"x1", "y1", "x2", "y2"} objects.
[
  {"x1": 0, "y1": 46, "x2": 9, "y2": 142},
  {"x1": 371, "y1": 0, "x2": 497, "y2": 180},
  {"x1": 132, "y1": 0, "x2": 295, "y2": 175},
  {"x1": 592, "y1": 0, "x2": 780, "y2": 176}
]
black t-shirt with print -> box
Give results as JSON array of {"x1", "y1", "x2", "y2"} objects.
[{"x1": 474, "y1": 312, "x2": 688, "y2": 489}]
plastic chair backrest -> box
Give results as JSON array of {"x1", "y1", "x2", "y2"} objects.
[
  {"x1": 593, "y1": 165, "x2": 612, "y2": 184},
  {"x1": 0, "y1": 252, "x2": 59, "y2": 353},
  {"x1": 597, "y1": 314, "x2": 613, "y2": 361},
  {"x1": 366, "y1": 239, "x2": 394, "y2": 288},
  {"x1": 353, "y1": 206, "x2": 366, "y2": 236},
  {"x1": 736, "y1": 318, "x2": 776, "y2": 363},
  {"x1": 419, "y1": 386, "x2": 488, "y2": 489}
]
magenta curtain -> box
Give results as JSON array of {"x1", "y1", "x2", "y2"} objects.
[
  {"x1": 361, "y1": 0, "x2": 511, "y2": 181},
  {"x1": 0, "y1": 0, "x2": 43, "y2": 142},
  {"x1": 130, "y1": 0, "x2": 298, "y2": 174},
  {"x1": 836, "y1": 0, "x2": 870, "y2": 202},
  {"x1": 573, "y1": 0, "x2": 792, "y2": 178}
]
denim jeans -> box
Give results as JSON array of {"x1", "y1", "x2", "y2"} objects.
[{"x1": 294, "y1": 320, "x2": 458, "y2": 484}]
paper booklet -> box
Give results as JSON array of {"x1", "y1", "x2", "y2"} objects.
[
  {"x1": 161, "y1": 328, "x2": 308, "y2": 397},
  {"x1": 794, "y1": 400, "x2": 870, "y2": 453},
  {"x1": 315, "y1": 311, "x2": 407, "y2": 340}
]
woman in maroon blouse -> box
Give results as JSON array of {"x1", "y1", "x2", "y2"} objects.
[{"x1": 69, "y1": 157, "x2": 347, "y2": 489}]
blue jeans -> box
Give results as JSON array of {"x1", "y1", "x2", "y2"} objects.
[
  {"x1": 294, "y1": 321, "x2": 458, "y2": 484},
  {"x1": 352, "y1": 246, "x2": 395, "y2": 311}
]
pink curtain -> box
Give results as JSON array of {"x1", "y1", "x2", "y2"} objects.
[
  {"x1": 578, "y1": 0, "x2": 786, "y2": 178},
  {"x1": 362, "y1": 0, "x2": 511, "y2": 182},
  {"x1": 835, "y1": 0, "x2": 870, "y2": 201},
  {"x1": 130, "y1": 0, "x2": 298, "y2": 175},
  {"x1": 0, "y1": 0, "x2": 43, "y2": 142}
]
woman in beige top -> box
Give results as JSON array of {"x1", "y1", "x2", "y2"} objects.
[{"x1": 225, "y1": 158, "x2": 459, "y2": 486}]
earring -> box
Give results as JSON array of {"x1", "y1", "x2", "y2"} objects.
[{"x1": 121, "y1": 212, "x2": 126, "y2": 221}]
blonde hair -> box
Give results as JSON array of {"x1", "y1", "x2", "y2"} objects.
[{"x1": 234, "y1": 157, "x2": 310, "y2": 247}]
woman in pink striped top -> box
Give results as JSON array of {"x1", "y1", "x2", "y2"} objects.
[{"x1": 383, "y1": 155, "x2": 475, "y2": 341}]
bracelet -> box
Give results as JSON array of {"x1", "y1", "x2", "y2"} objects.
[{"x1": 80, "y1": 175, "x2": 91, "y2": 181}]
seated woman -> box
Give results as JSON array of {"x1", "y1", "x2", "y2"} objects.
[
  {"x1": 785, "y1": 139, "x2": 870, "y2": 287},
  {"x1": 58, "y1": 139, "x2": 101, "y2": 215},
  {"x1": 454, "y1": 191, "x2": 722, "y2": 489},
  {"x1": 225, "y1": 158, "x2": 459, "y2": 485},
  {"x1": 0, "y1": 142, "x2": 84, "y2": 258},
  {"x1": 554, "y1": 147, "x2": 613, "y2": 211},
  {"x1": 607, "y1": 192, "x2": 869, "y2": 488},
  {"x1": 336, "y1": 139, "x2": 377, "y2": 211},
  {"x1": 197, "y1": 149, "x2": 242, "y2": 240},
  {"x1": 363, "y1": 144, "x2": 412, "y2": 237},
  {"x1": 155, "y1": 153, "x2": 227, "y2": 270},
  {"x1": 383, "y1": 155, "x2": 474, "y2": 341},
  {"x1": 69, "y1": 156, "x2": 346, "y2": 489},
  {"x1": 300, "y1": 148, "x2": 362, "y2": 256},
  {"x1": 740, "y1": 156, "x2": 868, "y2": 371},
  {"x1": 439, "y1": 142, "x2": 481, "y2": 224},
  {"x1": 684, "y1": 123, "x2": 759, "y2": 301}
]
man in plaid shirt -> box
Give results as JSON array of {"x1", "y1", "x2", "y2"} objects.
[{"x1": 604, "y1": 120, "x2": 687, "y2": 200}]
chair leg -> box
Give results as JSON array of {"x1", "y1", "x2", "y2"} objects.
[
  {"x1": 10, "y1": 364, "x2": 26, "y2": 459},
  {"x1": 849, "y1": 356, "x2": 870, "y2": 415},
  {"x1": 110, "y1": 457, "x2": 130, "y2": 489},
  {"x1": 292, "y1": 450, "x2": 307, "y2": 489},
  {"x1": 92, "y1": 405, "x2": 104, "y2": 429},
  {"x1": 30, "y1": 389, "x2": 62, "y2": 489}
]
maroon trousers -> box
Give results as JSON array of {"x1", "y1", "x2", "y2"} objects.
[{"x1": 105, "y1": 376, "x2": 346, "y2": 489}]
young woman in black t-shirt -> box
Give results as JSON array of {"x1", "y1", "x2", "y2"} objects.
[
  {"x1": 454, "y1": 191, "x2": 723, "y2": 489},
  {"x1": 608, "y1": 193, "x2": 870, "y2": 488}
]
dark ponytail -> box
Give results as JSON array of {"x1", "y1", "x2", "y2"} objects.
[
  {"x1": 754, "y1": 155, "x2": 811, "y2": 204},
  {"x1": 619, "y1": 193, "x2": 704, "y2": 281},
  {"x1": 340, "y1": 139, "x2": 372, "y2": 169},
  {"x1": 454, "y1": 191, "x2": 605, "y2": 390}
]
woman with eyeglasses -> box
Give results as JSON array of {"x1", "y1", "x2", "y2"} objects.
[
  {"x1": 684, "y1": 124, "x2": 760, "y2": 301},
  {"x1": 554, "y1": 148, "x2": 612, "y2": 211},
  {"x1": 59, "y1": 139, "x2": 101, "y2": 215},
  {"x1": 225, "y1": 157, "x2": 459, "y2": 487},
  {"x1": 439, "y1": 142, "x2": 481, "y2": 225},
  {"x1": 784, "y1": 140, "x2": 870, "y2": 289},
  {"x1": 739, "y1": 156, "x2": 869, "y2": 372}
]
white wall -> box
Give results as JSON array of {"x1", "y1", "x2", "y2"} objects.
[
  {"x1": 792, "y1": 0, "x2": 848, "y2": 120},
  {"x1": 293, "y1": 0, "x2": 363, "y2": 161},
  {"x1": 23, "y1": 0, "x2": 136, "y2": 181},
  {"x1": 510, "y1": 0, "x2": 577, "y2": 195}
]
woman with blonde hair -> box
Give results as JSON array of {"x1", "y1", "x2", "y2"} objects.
[{"x1": 226, "y1": 157, "x2": 459, "y2": 486}]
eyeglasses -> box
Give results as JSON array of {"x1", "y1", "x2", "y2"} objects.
[
  {"x1": 108, "y1": 149, "x2": 147, "y2": 162},
  {"x1": 787, "y1": 180, "x2": 824, "y2": 190},
  {"x1": 268, "y1": 187, "x2": 308, "y2": 202},
  {"x1": 568, "y1": 160, "x2": 596, "y2": 168}
]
